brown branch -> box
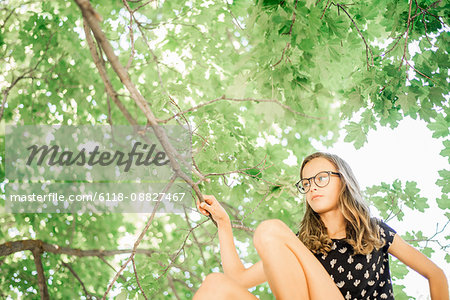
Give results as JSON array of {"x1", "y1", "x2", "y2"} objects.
[
  {"x1": 124, "y1": 2, "x2": 135, "y2": 71},
  {"x1": 231, "y1": 221, "x2": 256, "y2": 233},
  {"x1": 240, "y1": 188, "x2": 272, "y2": 223},
  {"x1": 404, "y1": 220, "x2": 450, "y2": 250},
  {"x1": 225, "y1": 2, "x2": 246, "y2": 32},
  {"x1": 131, "y1": 258, "x2": 148, "y2": 300},
  {"x1": 332, "y1": 2, "x2": 374, "y2": 69},
  {"x1": 378, "y1": 34, "x2": 403, "y2": 58},
  {"x1": 102, "y1": 174, "x2": 177, "y2": 299},
  {"x1": 31, "y1": 248, "x2": 49, "y2": 300},
  {"x1": 98, "y1": 256, "x2": 127, "y2": 283},
  {"x1": 272, "y1": 42, "x2": 291, "y2": 68},
  {"x1": 422, "y1": 14, "x2": 433, "y2": 46},
  {"x1": 167, "y1": 275, "x2": 181, "y2": 300},
  {"x1": 125, "y1": 3, "x2": 167, "y2": 96},
  {"x1": 405, "y1": 59, "x2": 432, "y2": 80},
  {"x1": 198, "y1": 153, "x2": 278, "y2": 183},
  {"x1": 399, "y1": 0, "x2": 413, "y2": 70},
  {"x1": 0, "y1": 32, "x2": 54, "y2": 122},
  {"x1": 397, "y1": 0, "x2": 434, "y2": 82},
  {"x1": 61, "y1": 261, "x2": 93, "y2": 299},
  {"x1": 183, "y1": 206, "x2": 207, "y2": 265},
  {"x1": 156, "y1": 212, "x2": 206, "y2": 281},
  {"x1": 283, "y1": 0, "x2": 299, "y2": 36},
  {"x1": 0, "y1": 239, "x2": 155, "y2": 257},
  {"x1": 158, "y1": 94, "x2": 325, "y2": 124},
  {"x1": 411, "y1": 0, "x2": 444, "y2": 25},
  {"x1": 0, "y1": 7, "x2": 15, "y2": 30},
  {"x1": 83, "y1": 23, "x2": 219, "y2": 300},
  {"x1": 148, "y1": 218, "x2": 212, "y2": 298},
  {"x1": 132, "y1": 0, "x2": 156, "y2": 12},
  {"x1": 82, "y1": 18, "x2": 138, "y2": 127},
  {"x1": 79, "y1": 0, "x2": 209, "y2": 185},
  {"x1": 320, "y1": 0, "x2": 332, "y2": 19},
  {"x1": 122, "y1": 0, "x2": 207, "y2": 184}
]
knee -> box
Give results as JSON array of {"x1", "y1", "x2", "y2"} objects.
[
  {"x1": 253, "y1": 219, "x2": 288, "y2": 248},
  {"x1": 195, "y1": 272, "x2": 229, "y2": 296},
  {"x1": 203, "y1": 272, "x2": 227, "y2": 286}
]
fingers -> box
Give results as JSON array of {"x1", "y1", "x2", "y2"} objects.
[
  {"x1": 203, "y1": 194, "x2": 216, "y2": 205},
  {"x1": 196, "y1": 198, "x2": 210, "y2": 216}
]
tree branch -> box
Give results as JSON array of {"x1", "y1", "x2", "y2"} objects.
[
  {"x1": 61, "y1": 261, "x2": 94, "y2": 299},
  {"x1": 272, "y1": 42, "x2": 291, "y2": 68},
  {"x1": 282, "y1": 0, "x2": 299, "y2": 36},
  {"x1": 167, "y1": 275, "x2": 181, "y2": 300},
  {"x1": 131, "y1": 257, "x2": 148, "y2": 300},
  {"x1": 31, "y1": 248, "x2": 49, "y2": 300},
  {"x1": 332, "y1": 2, "x2": 374, "y2": 70},
  {"x1": 82, "y1": 18, "x2": 138, "y2": 127},
  {"x1": 399, "y1": 0, "x2": 413, "y2": 70},
  {"x1": 75, "y1": 0, "x2": 212, "y2": 218},
  {"x1": 102, "y1": 174, "x2": 177, "y2": 299},
  {"x1": 158, "y1": 94, "x2": 326, "y2": 124},
  {"x1": 0, "y1": 239, "x2": 155, "y2": 257}
]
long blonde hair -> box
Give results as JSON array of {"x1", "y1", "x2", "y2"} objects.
[{"x1": 296, "y1": 152, "x2": 384, "y2": 255}]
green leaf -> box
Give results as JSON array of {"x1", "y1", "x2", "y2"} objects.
[
  {"x1": 427, "y1": 113, "x2": 449, "y2": 138},
  {"x1": 243, "y1": 168, "x2": 263, "y2": 179},
  {"x1": 436, "y1": 169, "x2": 450, "y2": 194},
  {"x1": 344, "y1": 122, "x2": 368, "y2": 149},
  {"x1": 436, "y1": 194, "x2": 449, "y2": 210},
  {"x1": 439, "y1": 140, "x2": 450, "y2": 164}
]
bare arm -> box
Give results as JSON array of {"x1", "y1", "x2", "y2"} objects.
[
  {"x1": 217, "y1": 219, "x2": 267, "y2": 289},
  {"x1": 217, "y1": 218, "x2": 246, "y2": 278},
  {"x1": 197, "y1": 195, "x2": 268, "y2": 289},
  {"x1": 388, "y1": 234, "x2": 449, "y2": 300}
]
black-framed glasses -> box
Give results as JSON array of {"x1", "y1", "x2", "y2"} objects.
[{"x1": 295, "y1": 171, "x2": 341, "y2": 194}]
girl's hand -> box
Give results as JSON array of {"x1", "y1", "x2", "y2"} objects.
[{"x1": 196, "y1": 194, "x2": 230, "y2": 225}]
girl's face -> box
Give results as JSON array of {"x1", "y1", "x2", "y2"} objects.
[{"x1": 301, "y1": 157, "x2": 342, "y2": 215}]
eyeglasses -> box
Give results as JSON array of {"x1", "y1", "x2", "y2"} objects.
[{"x1": 295, "y1": 171, "x2": 341, "y2": 194}]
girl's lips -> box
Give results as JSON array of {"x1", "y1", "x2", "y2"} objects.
[{"x1": 311, "y1": 195, "x2": 323, "y2": 200}]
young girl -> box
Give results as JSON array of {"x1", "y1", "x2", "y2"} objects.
[{"x1": 193, "y1": 152, "x2": 449, "y2": 300}]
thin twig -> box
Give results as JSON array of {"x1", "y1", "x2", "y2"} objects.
[
  {"x1": 332, "y1": 2, "x2": 374, "y2": 69},
  {"x1": 158, "y1": 94, "x2": 325, "y2": 124},
  {"x1": 283, "y1": 0, "x2": 299, "y2": 36},
  {"x1": 102, "y1": 174, "x2": 177, "y2": 299},
  {"x1": 399, "y1": 0, "x2": 413, "y2": 70},
  {"x1": 167, "y1": 276, "x2": 181, "y2": 300},
  {"x1": 321, "y1": 0, "x2": 332, "y2": 19},
  {"x1": 272, "y1": 42, "x2": 291, "y2": 68},
  {"x1": 61, "y1": 261, "x2": 94, "y2": 299},
  {"x1": 131, "y1": 258, "x2": 148, "y2": 300}
]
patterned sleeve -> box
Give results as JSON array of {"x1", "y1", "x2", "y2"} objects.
[{"x1": 377, "y1": 219, "x2": 397, "y2": 252}]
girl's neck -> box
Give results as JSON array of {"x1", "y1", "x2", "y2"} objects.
[{"x1": 319, "y1": 211, "x2": 347, "y2": 239}]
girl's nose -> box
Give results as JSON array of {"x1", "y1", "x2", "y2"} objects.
[{"x1": 309, "y1": 180, "x2": 319, "y2": 190}]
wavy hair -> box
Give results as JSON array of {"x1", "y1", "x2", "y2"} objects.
[{"x1": 296, "y1": 152, "x2": 384, "y2": 255}]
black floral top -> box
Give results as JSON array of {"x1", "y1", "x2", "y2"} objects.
[{"x1": 296, "y1": 219, "x2": 397, "y2": 300}]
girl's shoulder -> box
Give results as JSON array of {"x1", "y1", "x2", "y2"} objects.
[{"x1": 371, "y1": 217, "x2": 397, "y2": 251}]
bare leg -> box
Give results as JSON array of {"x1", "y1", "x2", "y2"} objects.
[
  {"x1": 253, "y1": 219, "x2": 345, "y2": 300},
  {"x1": 193, "y1": 272, "x2": 259, "y2": 300}
]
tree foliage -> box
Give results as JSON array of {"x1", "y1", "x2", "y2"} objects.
[{"x1": 0, "y1": 0, "x2": 448, "y2": 299}]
